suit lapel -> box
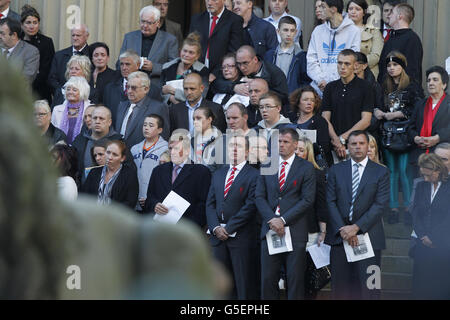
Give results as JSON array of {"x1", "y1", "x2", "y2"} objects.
[
  {"x1": 281, "y1": 157, "x2": 299, "y2": 195},
  {"x1": 355, "y1": 160, "x2": 372, "y2": 200},
  {"x1": 148, "y1": 30, "x2": 162, "y2": 60},
  {"x1": 225, "y1": 164, "x2": 249, "y2": 200},
  {"x1": 432, "y1": 95, "x2": 449, "y2": 130},
  {"x1": 9, "y1": 40, "x2": 23, "y2": 58},
  {"x1": 126, "y1": 101, "x2": 147, "y2": 139},
  {"x1": 116, "y1": 101, "x2": 130, "y2": 130},
  {"x1": 345, "y1": 160, "x2": 353, "y2": 199},
  {"x1": 134, "y1": 31, "x2": 142, "y2": 57},
  {"x1": 173, "y1": 164, "x2": 193, "y2": 189}
]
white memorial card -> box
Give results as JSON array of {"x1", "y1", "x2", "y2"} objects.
[
  {"x1": 153, "y1": 191, "x2": 190, "y2": 224},
  {"x1": 343, "y1": 233, "x2": 375, "y2": 262},
  {"x1": 266, "y1": 227, "x2": 293, "y2": 255}
]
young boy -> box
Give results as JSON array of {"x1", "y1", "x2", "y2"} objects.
[
  {"x1": 130, "y1": 114, "x2": 168, "y2": 211},
  {"x1": 264, "y1": 16, "x2": 311, "y2": 94}
]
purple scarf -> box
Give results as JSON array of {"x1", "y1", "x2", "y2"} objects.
[{"x1": 60, "y1": 101, "x2": 84, "y2": 142}]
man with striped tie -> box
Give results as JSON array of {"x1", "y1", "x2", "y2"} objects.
[
  {"x1": 256, "y1": 127, "x2": 316, "y2": 299},
  {"x1": 325, "y1": 130, "x2": 389, "y2": 300},
  {"x1": 206, "y1": 134, "x2": 259, "y2": 299}
]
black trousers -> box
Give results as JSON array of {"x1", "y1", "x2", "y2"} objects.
[
  {"x1": 260, "y1": 240, "x2": 306, "y2": 300},
  {"x1": 330, "y1": 244, "x2": 381, "y2": 300}
]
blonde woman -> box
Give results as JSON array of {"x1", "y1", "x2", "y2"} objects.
[{"x1": 367, "y1": 134, "x2": 382, "y2": 165}]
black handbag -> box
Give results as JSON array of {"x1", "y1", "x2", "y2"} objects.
[
  {"x1": 381, "y1": 119, "x2": 412, "y2": 152},
  {"x1": 305, "y1": 253, "x2": 331, "y2": 297}
]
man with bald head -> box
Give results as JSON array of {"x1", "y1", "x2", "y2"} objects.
[
  {"x1": 214, "y1": 45, "x2": 289, "y2": 106},
  {"x1": 170, "y1": 72, "x2": 227, "y2": 135},
  {"x1": 247, "y1": 78, "x2": 268, "y2": 128},
  {"x1": 72, "y1": 105, "x2": 123, "y2": 178},
  {"x1": 48, "y1": 24, "x2": 90, "y2": 97}
]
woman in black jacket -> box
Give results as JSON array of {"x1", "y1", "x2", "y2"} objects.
[
  {"x1": 81, "y1": 140, "x2": 138, "y2": 209},
  {"x1": 289, "y1": 85, "x2": 332, "y2": 167},
  {"x1": 21, "y1": 5, "x2": 55, "y2": 103}
]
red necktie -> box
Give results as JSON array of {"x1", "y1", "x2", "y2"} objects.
[
  {"x1": 0, "y1": 13, "x2": 4, "y2": 19},
  {"x1": 276, "y1": 162, "x2": 288, "y2": 216},
  {"x1": 224, "y1": 166, "x2": 237, "y2": 199},
  {"x1": 207, "y1": 15, "x2": 218, "y2": 59},
  {"x1": 384, "y1": 29, "x2": 392, "y2": 43}
]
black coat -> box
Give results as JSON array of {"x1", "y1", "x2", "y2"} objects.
[
  {"x1": 43, "y1": 123, "x2": 67, "y2": 146},
  {"x1": 89, "y1": 67, "x2": 117, "y2": 104},
  {"x1": 189, "y1": 8, "x2": 244, "y2": 76},
  {"x1": 25, "y1": 33, "x2": 55, "y2": 102},
  {"x1": 81, "y1": 164, "x2": 139, "y2": 209},
  {"x1": 307, "y1": 168, "x2": 328, "y2": 233}
]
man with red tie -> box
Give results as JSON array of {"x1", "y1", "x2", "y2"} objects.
[
  {"x1": 256, "y1": 127, "x2": 316, "y2": 299},
  {"x1": 189, "y1": 0, "x2": 244, "y2": 82},
  {"x1": 206, "y1": 134, "x2": 260, "y2": 299},
  {"x1": 0, "y1": 0, "x2": 20, "y2": 22}
]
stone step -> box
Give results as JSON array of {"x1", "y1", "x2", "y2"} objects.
[
  {"x1": 383, "y1": 220, "x2": 413, "y2": 239},
  {"x1": 382, "y1": 272, "x2": 412, "y2": 291},
  {"x1": 381, "y1": 255, "x2": 413, "y2": 275},
  {"x1": 383, "y1": 238, "x2": 411, "y2": 256}
]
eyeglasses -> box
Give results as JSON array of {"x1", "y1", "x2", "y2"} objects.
[
  {"x1": 221, "y1": 64, "x2": 236, "y2": 70},
  {"x1": 34, "y1": 112, "x2": 49, "y2": 118},
  {"x1": 126, "y1": 85, "x2": 145, "y2": 91},
  {"x1": 258, "y1": 105, "x2": 278, "y2": 111},
  {"x1": 140, "y1": 19, "x2": 158, "y2": 26}
]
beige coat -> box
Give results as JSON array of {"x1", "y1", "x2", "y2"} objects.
[{"x1": 360, "y1": 24, "x2": 384, "y2": 79}]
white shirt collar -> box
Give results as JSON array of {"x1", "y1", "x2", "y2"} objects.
[
  {"x1": 280, "y1": 153, "x2": 295, "y2": 167},
  {"x1": 230, "y1": 160, "x2": 246, "y2": 171},
  {"x1": 210, "y1": 7, "x2": 225, "y2": 21},
  {"x1": 1, "y1": 7, "x2": 10, "y2": 17},
  {"x1": 73, "y1": 44, "x2": 87, "y2": 54},
  {"x1": 351, "y1": 156, "x2": 369, "y2": 168},
  {"x1": 5, "y1": 40, "x2": 19, "y2": 54}
]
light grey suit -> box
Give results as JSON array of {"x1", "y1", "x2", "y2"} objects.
[
  {"x1": 6, "y1": 40, "x2": 40, "y2": 84},
  {"x1": 116, "y1": 29, "x2": 178, "y2": 87}
]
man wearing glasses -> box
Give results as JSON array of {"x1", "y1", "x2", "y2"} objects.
[
  {"x1": 152, "y1": 0, "x2": 183, "y2": 49},
  {"x1": 117, "y1": 5, "x2": 178, "y2": 87}
]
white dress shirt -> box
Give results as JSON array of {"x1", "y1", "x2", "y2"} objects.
[
  {"x1": 224, "y1": 160, "x2": 247, "y2": 190},
  {"x1": 351, "y1": 156, "x2": 369, "y2": 180},
  {"x1": 120, "y1": 103, "x2": 137, "y2": 136}
]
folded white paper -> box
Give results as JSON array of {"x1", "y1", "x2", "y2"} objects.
[
  {"x1": 307, "y1": 242, "x2": 331, "y2": 269},
  {"x1": 166, "y1": 79, "x2": 184, "y2": 92},
  {"x1": 343, "y1": 233, "x2": 375, "y2": 262},
  {"x1": 297, "y1": 129, "x2": 317, "y2": 144},
  {"x1": 153, "y1": 191, "x2": 190, "y2": 224},
  {"x1": 266, "y1": 227, "x2": 293, "y2": 255}
]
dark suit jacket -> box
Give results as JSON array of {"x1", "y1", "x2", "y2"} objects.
[
  {"x1": 104, "y1": 74, "x2": 163, "y2": 125},
  {"x1": 81, "y1": 164, "x2": 139, "y2": 209},
  {"x1": 48, "y1": 45, "x2": 90, "y2": 94},
  {"x1": 115, "y1": 95, "x2": 170, "y2": 148},
  {"x1": 325, "y1": 159, "x2": 390, "y2": 250},
  {"x1": 189, "y1": 8, "x2": 244, "y2": 76},
  {"x1": 6, "y1": 9, "x2": 20, "y2": 22},
  {"x1": 408, "y1": 95, "x2": 450, "y2": 164},
  {"x1": 8, "y1": 40, "x2": 40, "y2": 84},
  {"x1": 116, "y1": 30, "x2": 179, "y2": 86},
  {"x1": 206, "y1": 163, "x2": 259, "y2": 247},
  {"x1": 411, "y1": 180, "x2": 450, "y2": 250},
  {"x1": 89, "y1": 67, "x2": 117, "y2": 104},
  {"x1": 169, "y1": 99, "x2": 227, "y2": 134},
  {"x1": 25, "y1": 33, "x2": 55, "y2": 102},
  {"x1": 145, "y1": 162, "x2": 212, "y2": 227},
  {"x1": 255, "y1": 156, "x2": 316, "y2": 245}
]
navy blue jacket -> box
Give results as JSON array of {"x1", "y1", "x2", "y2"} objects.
[
  {"x1": 265, "y1": 45, "x2": 311, "y2": 94},
  {"x1": 245, "y1": 14, "x2": 278, "y2": 59}
]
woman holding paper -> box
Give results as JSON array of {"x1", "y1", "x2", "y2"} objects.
[
  {"x1": 289, "y1": 85, "x2": 332, "y2": 167},
  {"x1": 411, "y1": 153, "x2": 450, "y2": 299},
  {"x1": 81, "y1": 140, "x2": 138, "y2": 209},
  {"x1": 160, "y1": 32, "x2": 209, "y2": 105}
]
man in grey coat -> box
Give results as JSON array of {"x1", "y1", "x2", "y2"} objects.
[
  {"x1": 116, "y1": 5, "x2": 178, "y2": 87},
  {"x1": 0, "y1": 17, "x2": 39, "y2": 84}
]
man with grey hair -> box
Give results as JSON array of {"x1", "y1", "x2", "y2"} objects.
[
  {"x1": 117, "y1": 5, "x2": 178, "y2": 87},
  {"x1": 152, "y1": 0, "x2": 183, "y2": 48},
  {"x1": 48, "y1": 24, "x2": 90, "y2": 98},
  {"x1": 115, "y1": 71, "x2": 169, "y2": 147},
  {"x1": 104, "y1": 50, "x2": 162, "y2": 125}
]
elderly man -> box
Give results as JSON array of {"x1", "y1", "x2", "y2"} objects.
[
  {"x1": 152, "y1": 0, "x2": 183, "y2": 48},
  {"x1": 117, "y1": 5, "x2": 178, "y2": 87},
  {"x1": 115, "y1": 71, "x2": 169, "y2": 148},
  {"x1": 0, "y1": 17, "x2": 39, "y2": 84},
  {"x1": 48, "y1": 24, "x2": 90, "y2": 97},
  {"x1": 232, "y1": 0, "x2": 278, "y2": 58},
  {"x1": 34, "y1": 100, "x2": 67, "y2": 146},
  {"x1": 189, "y1": 0, "x2": 243, "y2": 81},
  {"x1": 0, "y1": 0, "x2": 20, "y2": 21},
  {"x1": 104, "y1": 50, "x2": 162, "y2": 125},
  {"x1": 214, "y1": 45, "x2": 288, "y2": 105},
  {"x1": 72, "y1": 105, "x2": 122, "y2": 177}
]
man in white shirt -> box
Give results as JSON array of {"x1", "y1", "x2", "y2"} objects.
[{"x1": 0, "y1": 0, "x2": 20, "y2": 22}]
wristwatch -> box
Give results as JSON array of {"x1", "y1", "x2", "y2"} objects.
[{"x1": 339, "y1": 135, "x2": 346, "y2": 146}]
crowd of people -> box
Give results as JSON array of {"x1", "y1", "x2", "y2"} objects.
[{"x1": 1, "y1": 0, "x2": 450, "y2": 300}]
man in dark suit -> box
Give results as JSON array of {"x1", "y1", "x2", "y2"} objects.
[
  {"x1": 170, "y1": 72, "x2": 227, "y2": 135},
  {"x1": 0, "y1": 0, "x2": 20, "y2": 21},
  {"x1": 0, "y1": 17, "x2": 39, "y2": 84},
  {"x1": 326, "y1": 130, "x2": 389, "y2": 300},
  {"x1": 152, "y1": 0, "x2": 183, "y2": 48},
  {"x1": 145, "y1": 133, "x2": 212, "y2": 228},
  {"x1": 256, "y1": 127, "x2": 316, "y2": 299},
  {"x1": 115, "y1": 71, "x2": 169, "y2": 148},
  {"x1": 116, "y1": 5, "x2": 178, "y2": 88},
  {"x1": 189, "y1": 0, "x2": 244, "y2": 80},
  {"x1": 104, "y1": 50, "x2": 162, "y2": 125},
  {"x1": 48, "y1": 24, "x2": 90, "y2": 97},
  {"x1": 206, "y1": 134, "x2": 259, "y2": 299}
]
